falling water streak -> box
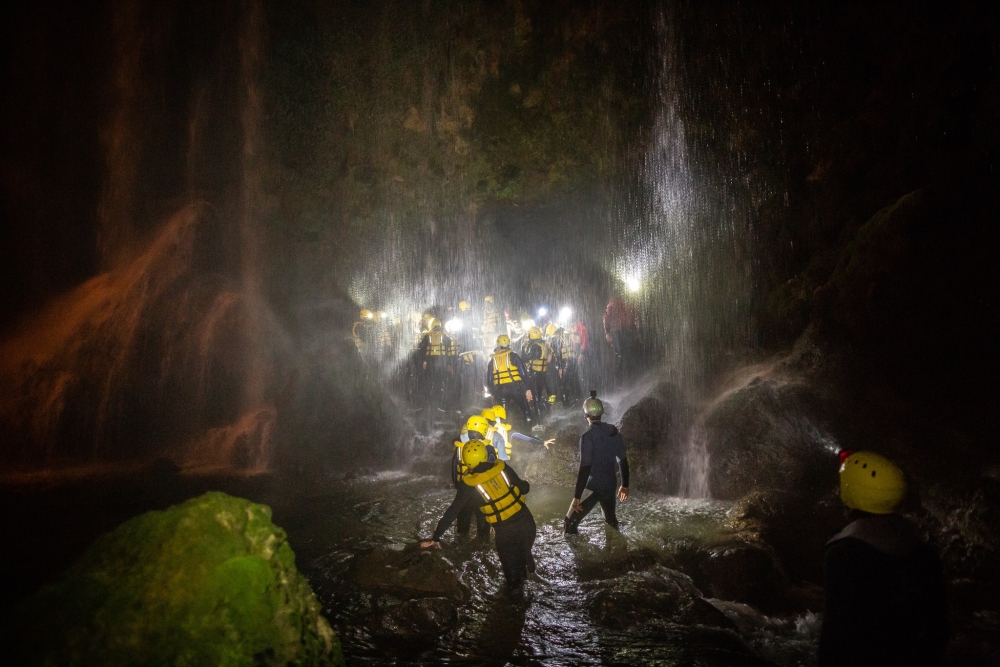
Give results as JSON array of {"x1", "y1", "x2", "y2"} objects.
[
  {"x1": 238, "y1": 0, "x2": 267, "y2": 424},
  {"x1": 98, "y1": 0, "x2": 144, "y2": 269},
  {"x1": 677, "y1": 422, "x2": 711, "y2": 499}
]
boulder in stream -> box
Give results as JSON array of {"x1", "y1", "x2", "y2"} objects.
[
  {"x1": 2, "y1": 491, "x2": 342, "y2": 666},
  {"x1": 366, "y1": 597, "x2": 459, "y2": 642},
  {"x1": 583, "y1": 564, "x2": 733, "y2": 630},
  {"x1": 352, "y1": 544, "x2": 469, "y2": 601},
  {"x1": 703, "y1": 375, "x2": 839, "y2": 501}
]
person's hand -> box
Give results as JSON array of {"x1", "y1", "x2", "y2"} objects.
[
  {"x1": 571, "y1": 497, "x2": 583, "y2": 513},
  {"x1": 605, "y1": 333, "x2": 613, "y2": 342},
  {"x1": 618, "y1": 486, "x2": 629, "y2": 503},
  {"x1": 525, "y1": 389, "x2": 534, "y2": 401},
  {"x1": 422, "y1": 361, "x2": 427, "y2": 370},
  {"x1": 543, "y1": 439, "x2": 555, "y2": 450},
  {"x1": 420, "y1": 539, "x2": 441, "y2": 549}
]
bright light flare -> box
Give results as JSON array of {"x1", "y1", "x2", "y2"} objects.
[
  {"x1": 521, "y1": 318, "x2": 535, "y2": 329},
  {"x1": 558, "y1": 306, "x2": 573, "y2": 324},
  {"x1": 626, "y1": 276, "x2": 641, "y2": 293},
  {"x1": 445, "y1": 318, "x2": 463, "y2": 333},
  {"x1": 537, "y1": 306, "x2": 548, "y2": 318}
]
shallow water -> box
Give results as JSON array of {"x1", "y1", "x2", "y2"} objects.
[{"x1": 285, "y1": 470, "x2": 821, "y2": 666}]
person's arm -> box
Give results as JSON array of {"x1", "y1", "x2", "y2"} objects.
[
  {"x1": 425, "y1": 486, "x2": 474, "y2": 544},
  {"x1": 502, "y1": 464, "x2": 530, "y2": 496},
  {"x1": 484, "y1": 359, "x2": 493, "y2": 393},
  {"x1": 574, "y1": 433, "x2": 593, "y2": 502}
]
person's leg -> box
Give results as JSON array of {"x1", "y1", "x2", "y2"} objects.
[
  {"x1": 597, "y1": 493, "x2": 620, "y2": 529},
  {"x1": 494, "y1": 521, "x2": 525, "y2": 589},
  {"x1": 456, "y1": 499, "x2": 474, "y2": 535},
  {"x1": 564, "y1": 490, "x2": 602, "y2": 534},
  {"x1": 474, "y1": 509, "x2": 491, "y2": 542}
]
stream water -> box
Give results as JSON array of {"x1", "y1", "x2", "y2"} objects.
[{"x1": 284, "y1": 470, "x2": 821, "y2": 666}]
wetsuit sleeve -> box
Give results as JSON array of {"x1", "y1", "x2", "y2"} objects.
[
  {"x1": 615, "y1": 433, "x2": 630, "y2": 487},
  {"x1": 432, "y1": 486, "x2": 475, "y2": 541},
  {"x1": 504, "y1": 464, "x2": 530, "y2": 495},
  {"x1": 418, "y1": 335, "x2": 429, "y2": 356},
  {"x1": 484, "y1": 359, "x2": 493, "y2": 390},
  {"x1": 511, "y1": 432, "x2": 544, "y2": 446},
  {"x1": 511, "y1": 352, "x2": 528, "y2": 378},
  {"x1": 574, "y1": 465, "x2": 591, "y2": 499}
]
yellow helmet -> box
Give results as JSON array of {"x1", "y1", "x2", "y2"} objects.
[
  {"x1": 465, "y1": 415, "x2": 489, "y2": 437},
  {"x1": 491, "y1": 405, "x2": 507, "y2": 421},
  {"x1": 429, "y1": 318, "x2": 442, "y2": 331},
  {"x1": 459, "y1": 300, "x2": 470, "y2": 312},
  {"x1": 545, "y1": 323, "x2": 559, "y2": 336},
  {"x1": 840, "y1": 451, "x2": 907, "y2": 514},
  {"x1": 484, "y1": 295, "x2": 494, "y2": 302},
  {"x1": 360, "y1": 309, "x2": 373, "y2": 320},
  {"x1": 481, "y1": 408, "x2": 496, "y2": 423},
  {"x1": 496, "y1": 334, "x2": 511, "y2": 348},
  {"x1": 462, "y1": 440, "x2": 489, "y2": 468},
  {"x1": 529, "y1": 326, "x2": 542, "y2": 340},
  {"x1": 547, "y1": 394, "x2": 557, "y2": 404}
]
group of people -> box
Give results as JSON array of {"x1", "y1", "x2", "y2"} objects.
[
  {"x1": 421, "y1": 391, "x2": 630, "y2": 599},
  {"x1": 419, "y1": 398, "x2": 949, "y2": 665},
  {"x1": 352, "y1": 296, "x2": 591, "y2": 415}
]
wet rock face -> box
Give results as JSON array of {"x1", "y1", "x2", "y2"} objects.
[
  {"x1": 726, "y1": 488, "x2": 845, "y2": 583},
  {"x1": 703, "y1": 376, "x2": 839, "y2": 501},
  {"x1": 2, "y1": 492, "x2": 342, "y2": 666},
  {"x1": 583, "y1": 565, "x2": 711, "y2": 629},
  {"x1": 366, "y1": 597, "x2": 459, "y2": 642},
  {"x1": 676, "y1": 539, "x2": 787, "y2": 609},
  {"x1": 352, "y1": 544, "x2": 469, "y2": 601},
  {"x1": 619, "y1": 396, "x2": 670, "y2": 451}
]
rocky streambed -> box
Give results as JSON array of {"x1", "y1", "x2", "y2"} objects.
[{"x1": 284, "y1": 468, "x2": 824, "y2": 667}]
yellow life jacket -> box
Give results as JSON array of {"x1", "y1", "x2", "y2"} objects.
[
  {"x1": 527, "y1": 341, "x2": 550, "y2": 373},
  {"x1": 453, "y1": 440, "x2": 470, "y2": 482},
  {"x1": 424, "y1": 330, "x2": 447, "y2": 356},
  {"x1": 481, "y1": 305, "x2": 501, "y2": 333},
  {"x1": 490, "y1": 349, "x2": 522, "y2": 385},
  {"x1": 460, "y1": 350, "x2": 483, "y2": 366},
  {"x1": 448, "y1": 337, "x2": 460, "y2": 356},
  {"x1": 560, "y1": 331, "x2": 580, "y2": 360},
  {"x1": 463, "y1": 461, "x2": 524, "y2": 524},
  {"x1": 496, "y1": 422, "x2": 512, "y2": 457}
]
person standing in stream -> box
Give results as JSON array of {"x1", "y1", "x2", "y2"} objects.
[
  {"x1": 564, "y1": 391, "x2": 630, "y2": 533},
  {"x1": 422, "y1": 439, "x2": 536, "y2": 599}
]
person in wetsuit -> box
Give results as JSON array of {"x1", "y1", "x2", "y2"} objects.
[
  {"x1": 564, "y1": 391, "x2": 630, "y2": 533},
  {"x1": 451, "y1": 415, "x2": 493, "y2": 541},
  {"x1": 422, "y1": 439, "x2": 536, "y2": 598},
  {"x1": 819, "y1": 450, "x2": 948, "y2": 666}
]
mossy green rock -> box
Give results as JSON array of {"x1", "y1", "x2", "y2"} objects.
[{"x1": 3, "y1": 492, "x2": 343, "y2": 667}]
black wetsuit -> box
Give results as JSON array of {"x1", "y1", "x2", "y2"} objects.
[
  {"x1": 819, "y1": 513, "x2": 949, "y2": 667},
  {"x1": 565, "y1": 421, "x2": 630, "y2": 532},
  {"x1": 433, "y1": 462, "x2": 536, "y2": 588}
]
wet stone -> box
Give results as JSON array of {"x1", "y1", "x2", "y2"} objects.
[
  {"x1": 583, "y1": 564, "x2": 721, "y2": 630},
  {"x1": 618, "y1": 395, "x2": 670, "y2": 451},
  {"x1": 676, "y1": 538, "x2": 788, "y2": 609},
  {"x1": 351, "y1": 544, "x2": 469, "y2": 601},
  {"x1": 726, "y1": 488, "x2": 844, "y2": 583},
  {"x1": 366, "y1": 597, "x2": 458, "y2": 642},
  {"x1": 703, "y1": 376, "x2": 839, "y2": 501}
]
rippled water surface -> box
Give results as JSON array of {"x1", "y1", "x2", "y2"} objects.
[{"x1": 282, "y1": 470, "x2": 821, "y2": 666}]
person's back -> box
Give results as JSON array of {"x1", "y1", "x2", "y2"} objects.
[
  {"x1": 820, "y1": 451, "x2": 948, "y2": 667},
  {"x1": 820, "y1": 514, "x2": 948, "y2": 666}
]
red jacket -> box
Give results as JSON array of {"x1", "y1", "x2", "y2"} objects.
[
  {"x1": 603, "y1": 296, "x2": 639, "y2": 334},
  {"x1": 574, "y1": 321, "x2": 590, "y2": 351}
]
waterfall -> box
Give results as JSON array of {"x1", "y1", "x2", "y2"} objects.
[{"x1": 677, "y1": 422, "x2": 711, "y2": 499}]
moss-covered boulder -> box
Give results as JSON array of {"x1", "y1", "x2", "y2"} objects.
[{"x1": 3, "y1": 491, "x2": 342, "y2": 667}]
